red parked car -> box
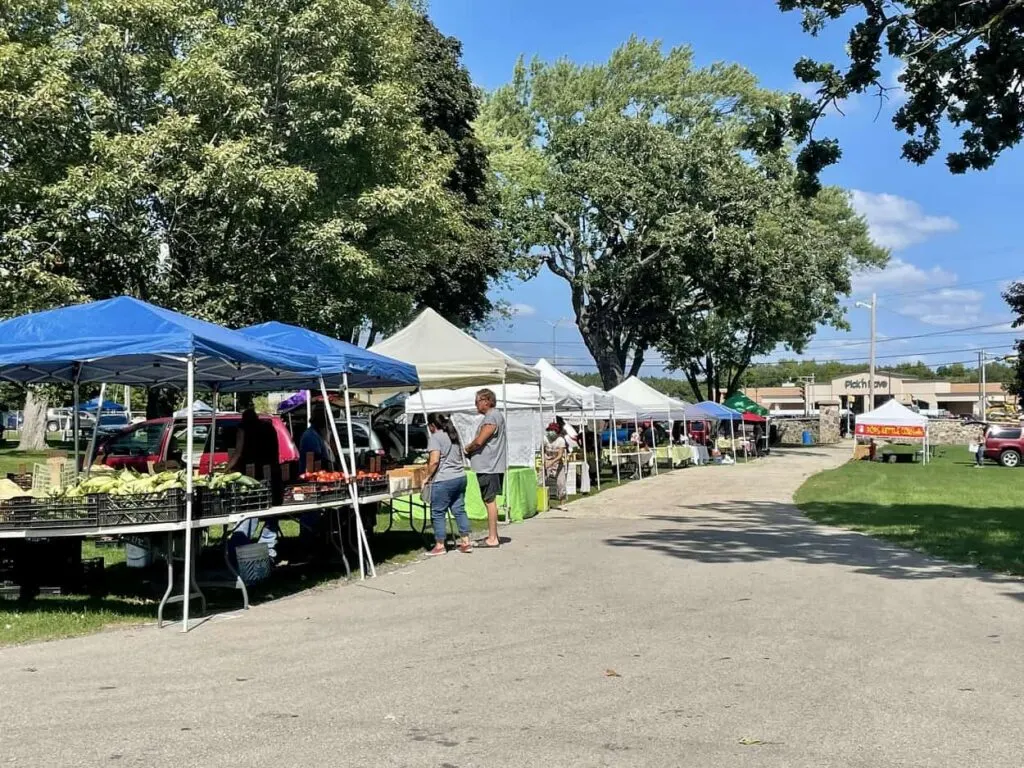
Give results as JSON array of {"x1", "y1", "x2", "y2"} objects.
[
  {"x1": 983, "y1": 424, "x2": 1024, "y2": 467},
  {"x1": 95, "y1": 413, "x2": 299, "y2": 474}
]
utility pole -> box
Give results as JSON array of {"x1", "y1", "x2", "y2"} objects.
[
  {"x1": 856, "y1": 293, "x2": 877, "y2": 410},
  {"x1": 798, "y1": 375, "x2": 815, "y2": 416},
  {"x1": 544, "y1": 318, "x2": 572, "y2": 367},
  {"x1": 979, "y1": 350, "x2": 987, "y2": 419}
]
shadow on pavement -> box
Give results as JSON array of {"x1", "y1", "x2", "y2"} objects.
[{"x1": 603, "y1": 500, "x2": 1024, "y2": 602}]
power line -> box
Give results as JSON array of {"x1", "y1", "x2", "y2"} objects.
[{"x1": 485, "y1": 319, "x2": 1020, "y2": 353}]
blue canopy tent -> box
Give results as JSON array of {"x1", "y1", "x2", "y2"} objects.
[
  {"x1": 239, "y1": 321, "x2": 419, "y2": 391},
  {"x1": 683, "y1": 401, "x2": 744, "y2": 421},
  {"x1": 682, "y1": 401, "x2": 747, "y2": 463},
  {"x1": 0, "y1": 297, "x2": 327, "y2": 631},
  {"x1": 239, "y1": 322, "x2": 420, "y2": 581}
]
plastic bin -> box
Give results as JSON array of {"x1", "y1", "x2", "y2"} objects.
[
  {"x1": 235, "y1": 543, "x2": 271, "y2": 584},
  {"x1": 801, "y1": 430, "x2": 813, "y2": 446},
  {"x1": 125, "y1": 543, "x2": 152, "y2": 568}
]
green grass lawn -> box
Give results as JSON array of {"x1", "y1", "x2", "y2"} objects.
[{"x1": 795, "y1": 447, "x2": 1024, "y2": 576}]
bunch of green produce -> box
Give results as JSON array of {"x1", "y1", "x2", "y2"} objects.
[{"x1": 52, "y1": 469, "x2": 262, "y2": 499}]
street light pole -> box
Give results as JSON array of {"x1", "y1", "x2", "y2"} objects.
[
  {"x1": 979, "y1": 350, "x2": 986, "y2": 419},
  {"x1": 856, "y1": 293, "x2": 877, "y2": 410},
  {"x1": 544, "y1": 317, "x2": 572, "y2": 367}
]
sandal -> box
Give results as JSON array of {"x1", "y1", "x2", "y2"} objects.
[
  {"x1": 427, "y1": 545, "x2": 447, "y2": 556},
  {"x1": 473, "y1": 539, "x2": 501, "y2": 549},
  {"x1": 457, "y1": 540, "x2": 473, "y2": 554}
]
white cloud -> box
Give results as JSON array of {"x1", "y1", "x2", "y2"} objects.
[
  {"x1": 509, "y1": 303, "x2": 536, "y2": 317},
  {"x1": 898, "y1": 287, "x2": 985, "y2": 326},
  {"x1": 852, "y1": 258, "x2": 958, "y2": 296},
  {"x1": 888, "y1": 63, "x2": 907, "y2": 106},
  {"x1": 849, "y1": 190, "x2": 958, "y2": 250}
]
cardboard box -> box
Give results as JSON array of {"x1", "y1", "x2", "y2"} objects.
[{"x1": 388, "y1": 465, "x2": 429, "y2": 491}]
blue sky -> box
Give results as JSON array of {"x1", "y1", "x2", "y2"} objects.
[{"x1": 429, "y1": 0, "x2": 1024, "y2": 375}]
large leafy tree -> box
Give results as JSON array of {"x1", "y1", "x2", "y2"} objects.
[
  {"x1": 779, "y1": 0, "x2": 1024, "y2": 178},
  {"x1": 479, "y1": 38, "x2": 801, "y2": 387},
  {"x1": 659, "y1": 186, "x2": 886, "y2": 402},
  {"x1": 1, "y1": 1, "x2": 503, "y2": 434}
]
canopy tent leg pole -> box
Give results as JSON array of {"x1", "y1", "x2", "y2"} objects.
[
  {"x1": 404, "y1": 417, "x2": 409, "y2": 456},
  {"x1": 613, "y1": 408, "x2": 621, "y2": 485},
  {"x1": 730, "y1": 418, "x2": 736, "y2": 465},
  {"x1": 321, "y1": 377, "x2": 366, "y2": 579},
  {"x1": 83, "y1": 382, "x2": 106, "y2": 475},
  {"x1": 592, "y1": 407, "x2": 601, "y2": 491},
  {"x1": 72, "y1": 364, "x2": 81, "y2": 473},
  {"x1": 741, "y1": 419, "x2": 748, "y2": 463},
  {"x1": 499, "y1": 372, "x2": 507, "y2": 524},
  {"x1": 343, "y1": 373, "x2": 376, "y2": 578},
  {"x1": 537, "y1": 381, "x2": 545, "y2": 490},
  {"x1": 124, "y1": 385, "x2": 132, "y2": 422},
  {"x1": 652, "y1": 417, "x2": 659, "y2": 476},
  {"x1": 305, "y1": 390, "x2": 312, "y2": 427},
  {"x1": 182, "y1": 355, "x2": 195, "y2": 632},
  {"x1": 633, "y1": 415, "x2": 640, "y2": 478},
  {"x1": 579, "y1": 404, "x2": 588, "y2": 494}
]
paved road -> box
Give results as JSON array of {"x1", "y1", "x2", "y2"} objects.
[{"x1": 3, "y1": 447, "x2": 1023, "y2": 767}]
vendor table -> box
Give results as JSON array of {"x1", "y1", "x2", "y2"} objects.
[
  {"x1": 654, "y1": 445, "x2": 695, "y2": 467},
  {"x1": 605, "y1": 449, "x2": 654, "y2": 478},
  {"x1": 386, "y1": 467, "x2": 538, "y2": 525},
  {"x1": 0, "y1": 493, "x2": 390, "y2": 627}
]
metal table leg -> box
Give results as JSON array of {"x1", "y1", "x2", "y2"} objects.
[
  {"x1": 221, "y1": 528, "x2": 249, "y2": 611},
  {"x1": 330, "y1": 508, "x2": 351, "y2": 578},
  {"x1": 157, "y1": 531, "x2": 207, "y2": 628},
  {"x1": 157, "y1": 532, "x2": 174, "y2": 628}
]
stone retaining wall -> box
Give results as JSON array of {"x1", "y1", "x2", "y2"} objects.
[
  {"x1": 927, "y1": 419, "x2": 986, "y2": 445},
  {"x1": 775, "y1": 418, "x2": 820, "y2": 445}
]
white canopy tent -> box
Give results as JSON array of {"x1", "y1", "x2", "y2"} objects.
[
  {"x1": 535, "y1": 359, "x2": 613, "y2": 413},
  {"x1": 370, "y1": 307, "x2": 539, "y2": 390},
  {"x1": 854, "y1": 399, "x2": 931, "y2": 463},
  {"x1": 372, "y1": 309, "x2": 545, "y2": 516},
  {"x1": 534, "y1": 359, "x2": 617, "y2": 490},
  {"x1": 609, "y1": 377, "x2": 691, "y2": 475},
  {"x1": 405, "y1": 384, "x2": 579, "y2": 469},
  {"x1": 609, "y1": 376, "x2": 690, "y2": 420}
]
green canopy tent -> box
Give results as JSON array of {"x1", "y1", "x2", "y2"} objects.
[
  {"x1": 724, "y1": 393, "x2": 770, "y2": 454},
  {"x1": 723, "y1": 392, "x2": 769, "y2": 417}
]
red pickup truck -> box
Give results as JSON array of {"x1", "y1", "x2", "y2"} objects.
[
  {"x1": 983, "y1": 424, "x2": 1024, "y2": 467},
  {"x1": 95, "y1": 413, "x2": 299, "y2": 474}
]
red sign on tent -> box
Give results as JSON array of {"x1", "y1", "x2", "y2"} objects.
[{"x1": 855, "y1": 423, "x2": 925, "y2": 439}]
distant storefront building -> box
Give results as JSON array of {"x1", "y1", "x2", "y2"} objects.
[{"x1": 745, "y1": 370, "x2": 1010, "y2": 417}]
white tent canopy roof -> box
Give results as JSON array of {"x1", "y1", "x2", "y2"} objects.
[
  {"x1": 535, "y1": 358, "x2": 614, "y2": 413},
  {"x1": 609, "y1": 376, "x2": 690, "y2": 420},
  {"x1": 404, "y1": 384, "x2": 580, "y2": 415},
  {"x1": 370, "y1": 308, "x2": 539, "y2": 390},
  {"x1": 857, "y1": 398, "x2": 928, "y2": 427},
  {"x1": 586, "y1": 386, "x2": 639, "y2": 419}
]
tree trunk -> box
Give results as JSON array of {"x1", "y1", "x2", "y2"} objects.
[
  {"x1": 705, "y1": 356, "x2": 716, "y2": 403},
  {"x1": 18, "y1": 389, "x2": 48, "y2": 451},
  {"x1": 594, "y1": 349, "x2": 625, "y2": 390}
]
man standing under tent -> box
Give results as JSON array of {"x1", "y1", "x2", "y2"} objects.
[{"x1": 464, "y1": 388, "x2": 505, "y2": 549}]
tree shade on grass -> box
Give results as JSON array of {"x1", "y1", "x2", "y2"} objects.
[{"x1": 795, "y1": 448, "x2": 1024, "y2": 577}]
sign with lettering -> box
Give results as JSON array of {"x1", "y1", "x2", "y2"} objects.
[
  {"x1": 855, "y1": 423, "x2": 925, "y2": 438},
  {"x1": 844, "y1": 379, "x2": 888, "y2": 390}
]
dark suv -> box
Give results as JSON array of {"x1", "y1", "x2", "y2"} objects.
[{"x1": 983, "y1": 425, "x2": 1024, "y2": 467}]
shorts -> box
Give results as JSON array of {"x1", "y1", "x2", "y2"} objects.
[{"x1": 475, "y1": 472, "x2": 504, "y2": 503}]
